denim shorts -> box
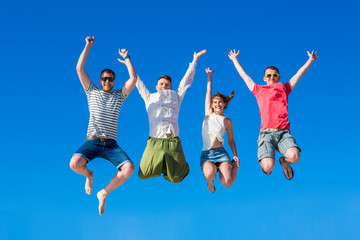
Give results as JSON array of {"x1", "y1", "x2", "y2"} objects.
[
  {"x1": 257, "y1": 129, "x2": 301, "y2": 161},
  {"x1": 200, "y1": 147, "x2": 232, "y2": 167},
  {"x1": 73, "y1": 139, "x2": 132, "y2": 169}
]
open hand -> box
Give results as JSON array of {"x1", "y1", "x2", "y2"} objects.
[
  {"x1": 307, "y1": 50, "x2": 319, "y2": 62},
  {"x1": 228, "y1": 49, "x2": 240, "y2": 61}
]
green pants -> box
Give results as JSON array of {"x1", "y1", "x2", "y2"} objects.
[{"x1": 138, "y1": 137, "x2": 190, "y2": 183}]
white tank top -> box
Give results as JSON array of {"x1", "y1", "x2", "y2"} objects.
[{"x1": 201, "y1": 113, "x2": 226, "y2": 151}]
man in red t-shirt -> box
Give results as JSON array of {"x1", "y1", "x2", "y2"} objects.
[{"x1": 228, "y1": 50, "x2": 318, "y2": 180}]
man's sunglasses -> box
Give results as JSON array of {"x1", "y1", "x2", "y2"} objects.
[
  {"x1": 101, "y1": 77, "x2": 115, "y2": 82},
  {"x1": 264, "y1": 73, "x2": 280, "y2": 78}
]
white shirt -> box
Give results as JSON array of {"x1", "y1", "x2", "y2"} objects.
[
  {"x1": 136, "y1": 62, "x2": 196, "y2": 138},
  {"x1": 201, "y1": 113, "x2": 226, "y2": 151}
]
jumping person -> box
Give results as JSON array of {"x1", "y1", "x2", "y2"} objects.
[
  {"x1": 135, "y1": 50, "x2": 207, "y2": 183},
  {"x1": 70, "y1": 36, "x2": 137, "y2": 215},
  {"x1": 201, "y1": 68, "x2": 239, "y2": 193},
  {"x1": 228, "y1": 49, "x2": 318, "y2": 180}
]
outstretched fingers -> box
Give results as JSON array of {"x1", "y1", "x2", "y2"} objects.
[
  {"x1": 228, "y1": 49, "x2": 240, "y2": 60},
  {"x1": 307, "y1": 50, "x2": 319, "y2": 61}
]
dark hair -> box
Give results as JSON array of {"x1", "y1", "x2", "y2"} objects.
[
  {"x1": 100, "y1": 69, "x2": 115, "y2": 79},
  {"x1": 157, "y1": 75, "x2": 172, "y2": 83},
  {"x1": 211, "y1": 91, "x2": 235, "y2": 109},
  {"x1": 264, "y1": 66, "x2": 280, "y2": 75}
]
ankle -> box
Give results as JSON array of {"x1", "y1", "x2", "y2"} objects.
[{"x1": 99, "y1": 189, "x2": 109, "y2": 197}]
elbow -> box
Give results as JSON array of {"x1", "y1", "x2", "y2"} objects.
[
  {"x1": 130, "y1": 75, "x2": 137, "y2": 84},
  {"x1": 76, "y1": 65, "x2": 83, "y2": 73}
]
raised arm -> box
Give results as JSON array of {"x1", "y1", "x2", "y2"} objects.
[
  {"x1": 225, "y1": 118, "x2": 239, "y2": 166},
  {"x1": 177, "y1": 49, "x2": 207, "y2": 101},
  {"x1": 135, "y1": 75, "x2": 151, "y2": 107},
  {"x1": 76, "y1": 37, "x2": 95, "y2": 90},
  {"x1": 288, "y1": 51, "x2": 319, "y2": 90},
  {"x1": 228, "y1": 49, "x2": 255, "y2": 91},
  {"x1": 117, "y1": 49, "x2": 137, "y2": 96},
  {"x1": 192, "y1": 49, "x2": 207, "y2": 64},
  {"x1": 205, "y1": 68, "x2": 214, "y2": 116}
]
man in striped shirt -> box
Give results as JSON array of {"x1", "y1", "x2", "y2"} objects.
[{"x1": 70, "y1": 36, "x2": 137, "y2": 215}]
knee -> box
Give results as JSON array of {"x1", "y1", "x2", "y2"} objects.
[
  {"x1": 222, "y1": 179, "x2": 233, "y2": 187},
  {"x1": 286, "y1": 148, "x2": 300, "y2": 164},
  {"x1": 69, "y1": 162, "x2": 76, "y2": 171},
  {"x1": 120, "y1": 163, "x2": 135, "y2": 177},
  {"x1": 203, "y1": 168, "x2": 216, "y2": 180},
  {"x1": 69, "y1": 156, "x2": 83, "y2": 170},
  {"x1": 260, "y1": 159, "x2": 275, "y2": 175}
]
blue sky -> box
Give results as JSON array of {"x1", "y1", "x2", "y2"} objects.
[{"x1": 1, "y1": 0, "x2": 359, "y2": 239}]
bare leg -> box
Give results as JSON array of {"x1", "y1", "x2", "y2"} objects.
[
  {"x1": 259, "y1": 157, "x2": 275, "y2": 175},
  {"x1": 280, "y1": 147, "x2": 300, "y2": 180},
  {"x1": 284, "y1": 147, "x2": 300, "y2": 164},
  {"x1": 202, "y1": 161, "x2": 217, "y2": 193},
  {"x1": 231, "y1": 158, "x2": 240, "y2": 184},
  {"x1": 218, "y1": 161, "x2": 238, "y2": 187},
  {"x1": 97, "y1": 162, "x2": 135, "y2": 215},
  {"x1": 70, "y1": 155, "x2": 94, "y2": 195}
]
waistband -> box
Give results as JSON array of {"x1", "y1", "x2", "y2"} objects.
[
  {"x1": 147, "y1": 136, "x2": 180, "y2": 142},
  {"x1": 86, "y1": 136, "x2": 116, "y2": 143},
  {"x1": 262, "y1": 128, "x2": 288, "y2": 132},
  {"x1": 202, "y1": 146, "x2": 226, "y2": 153}
]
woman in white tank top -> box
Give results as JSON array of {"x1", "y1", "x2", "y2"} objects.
[{"x1": 200, "y1": 68, "x2": 239, "y2": 193}]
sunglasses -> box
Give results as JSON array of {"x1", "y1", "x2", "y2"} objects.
[
  {"x1": 264, "y1": 73, "x2": 280, "y2": 78},
  {"x1": 101, "y1": 77, "x2": 115, "y2": 82}
]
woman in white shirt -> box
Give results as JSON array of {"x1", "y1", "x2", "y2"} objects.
[{"x1": 201, "y1": 68, "x2": 239, "y2": 193}]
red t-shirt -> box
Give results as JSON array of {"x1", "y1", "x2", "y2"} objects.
[{"x1": 252, "y1": 82, "x2": 292, "y2": 130}]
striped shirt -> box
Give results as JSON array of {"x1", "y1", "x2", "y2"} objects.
[{"x1": 85, "y1": 82, "x2": 127, "y2": 140}]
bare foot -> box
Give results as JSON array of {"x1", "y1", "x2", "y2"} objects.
[
  {"x1": 97, "y1": 189, "x2": 108, "y2": 215},
  {"x1": 85, "y1": 171, "x2": 94, "y2": 195},
  {"x1": 207, "y1": 181, "x2": 216, "y2": 193}
]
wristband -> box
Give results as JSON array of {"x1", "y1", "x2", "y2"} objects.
[{"x1": 124, "y1": 55, "x2": 130, "y2": 60}]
